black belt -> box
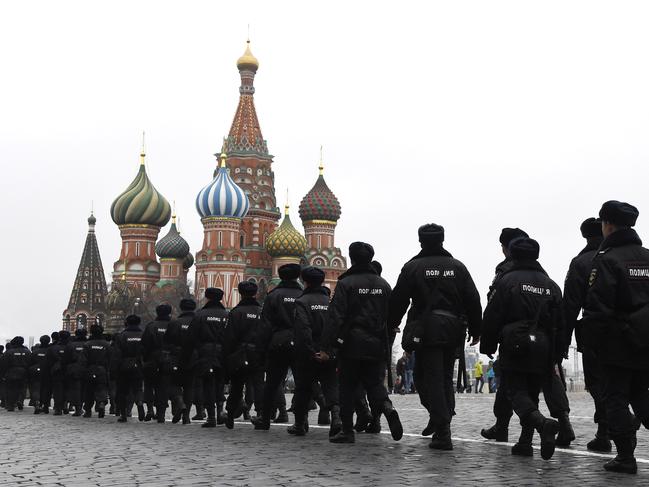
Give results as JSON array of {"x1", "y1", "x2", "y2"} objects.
[{"x1": 431, "y1": 309, "x2": 459, "y2": 319}]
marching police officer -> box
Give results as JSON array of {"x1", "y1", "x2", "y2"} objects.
[
  {"x1": 482, "y1": 237, "x2": 563, "y2": 461},
  {"x1": 47, "y1": 330, "x2": 69, "y2": 415},
  {"x1": 325, "y1": 242, "x2": 402, "y2": 444},
  {"x1": 563, "y1": 218, "x2": 609, "y2": 451},
  {"x1": 64, "y1": 328, "x2": 88, "y2": 416},
  {"x1": 192, "y1": 288, "x2": 229, "y2": 428},
  {"x1": 114, "y1": 314, "x2": 145, "y2": 423},
  {"x1": 164, "y1": 298, "x2": 198, "y2": 424},
  {"x1": 582, "y1": 201, "x2": 649, "y2": 474},
  {"x1": 142, "y1": 303, "x2": 174, "y2": 423},
  {"x1": 255, "y1": 263, "x2": 303, "y2": 430},
  {"x1": 30, "y1": 335, "x2": 51, "y2": 414},
  {"x1": 224, "y1": 281, "x2": 264, "y2": 429},
  {"x1": 0, "y1": 337, "x2": 31, "y2": 411},
  {"x1": 389, "y1": 224, "x2": 482, "y2": 450},
  {"x1": 82, "y1": 324, "x2": 111, "y2": 418},
  {"x1": 288, "y1": 266, "x2": 341, "y2": 437},
  {"x1": 481, "y1": 228, "x2": 574, "y2": 446}
]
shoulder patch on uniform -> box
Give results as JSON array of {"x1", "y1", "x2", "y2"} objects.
[
  {"x1": 627, "y1": 266, "x2": 649, "y2": 280},
  {"x1": 588, "y1": 269, "x2": 598, "y2": 287},
  {"x1": 521, "y1": 283, "x2": 551, "y2": 296}
]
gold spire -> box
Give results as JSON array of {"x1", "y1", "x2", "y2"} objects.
[
  {"x1": 172, "y1": 200, "x2": 177, "y2": 223},
  {"x1": 140, "y1": 131, "x2": 146, "y2": 165},
  {"x1": 319, "y1": 145, "x2": 324, "y2": 176},
  {"x1": 237, "y1": 39, "x2": 259, "y2": 70},
  {"x1": 285, "y1": 189, "x2": 290, "y2": 214},
  {"x1": 220, "y1": 151, "x2": 227, "y2": 168}
]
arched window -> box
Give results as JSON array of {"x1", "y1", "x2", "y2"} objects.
[
  {"x1": 218, "y1": 231, "x2": 223, "y2": 247},
  {"x1": 240, "y1": 235, "x2": 245, "y2": 248},
  {"x1": 135, "y1": 242, "x2": 141, "y2": 257}
]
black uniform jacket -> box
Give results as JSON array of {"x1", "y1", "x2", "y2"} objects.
[
  {"x1": 481, "y1": 259, "x2": 563, "y2": 373},
  {"x1": 261, "y1": 280, "x2": 303, "y2": 352},
  {"x1": 223, "y1": 297, "x2": 264, "y2": 365},
  {"x1": 389, "y1": 247, "x2": 483, "y2": 345},
  {"x1": 562, "y1": 239, "x2": 601, "y2": 352},
  {"x1": 83, "y1": 337, "x2": 111, "y2": 368},
  {"x1": 193, "y1": 300, "x2": 229, "y2": 372},
  {"x1": 583, "y1": 228, "x2": 649, "y2": 369},
  {"x1": 164, "y1": 311, "x2": 197, "y2": 370},
  {"x1": 114, "y1": 324, "x2": 144, "y2": 375},
  {"x1": 142, "y1": 317, "x2": 172, "y2": 366},
  {"x1": 294, "y1": 286, "x2": 331, "y2": 359},
  {"x1": 64, "y1": 338, "x2": 87, "y2": 379},
  {"x1": 325, "y1": 264, "x2": 392, "y2": 361},
  {"x1": 30, "y1": 345, "x2": 49, "y2": 379},
  {"x1": 46, "y1": 341, "x2": 68, "y2": 377},
  {"x1": 0, "y1": 345, "x2": 31, "y2": 380}
]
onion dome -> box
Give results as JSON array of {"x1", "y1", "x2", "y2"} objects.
[
  {"x1": 88, "y1": 213, "x2": 97, "y2": 226},
  {"x1": 196, "y1": 152, "x2": 250, "y2": 219},
  {"x1": 237, "y1": 40, "x2": 259, "y2": 72},
  {"x1": 266, "y1": 204, "x2": 307, "y2": 258},
  {"x1": 299, "y1": 156, "x2": 341, "y2": 223},
  {"x1": 155, "y1": 215, "x2": 190, "y2": 259},
  {"x1": 183, "y1": 252, "x2": 194, "y2": 270},
  {"x1": 111, "y1": 150, "x2": 172, "y2": 227}
]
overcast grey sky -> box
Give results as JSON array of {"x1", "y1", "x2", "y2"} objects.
[{"x1": 1, "y1": 1, "x2": 648, "y2": 344}]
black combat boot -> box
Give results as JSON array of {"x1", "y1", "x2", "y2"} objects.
[
  {"x1": 109, "y1": 403, "x2": 115, "y2": 415},
  {"x1": 274, "y1": 405, "x2": 289, "y2": 424},
  {"x1": 137, "y1": 403, "x2": 146, "y2": 422},
  {"x1": 555, "y1": 412, "x2": 575, "y2": 447},
  {"x1": 329, "y1": 429, "x2": 355, "y2": 444},
  {"x1": 117, "y1": 408, "x2": 127, "y2": 423},
  {"x1": 97, "y1": 403, "x2": 106, "y2": 419},
  {"x1": 202, "y1": 406, "x2": 217, "y2": 428},
  {"x1": 17, "y1": 402, "x2": 23, "y2": 411},
  {"x1": 192, "y1": 406, "x2": 206, "y2": 421},
  {"x1": 144, "y1": 404, "x2": 155, "y2": 422},
  {"x1": 42, "y1": 405, "x2": 49, "y2": 414},
  {"x1": 422, "y1": 417, "x2": 435, "y2": 436},
  {"x1": 225, "y1": 411, "x2": 235, "y2": 429},
  {"x1": 83, "y1": 408, "x2": 92, "y2": 418},
  {"x1": 216, "y1": 402, "x2": 227, "y2": 425},
  {"x1": 33, "y1": 404, "x2": 41, "y2": 415},
  {"x1": 528, "y1": 410, "x2": 559, "y2": 460},
  {"x1": 316, "y1": 393, "x2": 330, "y2": 425},
  {"x1": 182, "y1": 409, "x2": 191, "y2": 425},
  {"x1": 72, "y1": 405, "x2": 83, "y2": 417},
  {"x1": 382, "y1": 400, "x2": 403, "y2": 441},
  {"x1": 429, "y1": 423, "x2": 453, "y2": 450},
  {"x1": 156, "y1": 407, "x2": 166, "y2": 423},
  {"x1": 511, "y1": 424, "x2": 534, "y2": 457},
  {"x1": 587, "y1": 422, "x2": 612, "y2": 452},
  {"x1": 354, "y1": 399, "x2": 372, "y2": 432},
  {"x1": 253, "y1": 415, "x2": 271, "y2": 430},
  {"x1": 604, "y1": 437, "x2": 637, "y2": 474},
  {"x1": 366, "y1": 414, "x2": 381, "y2": 434},
  {"x1": 287, "y1": 416, "x2": 307, "y2": 436},
  {"x1": 481, "y1": 418, "x2": 509, "y2": 442},
  {"x1": 329, "y1": 406, "x2": 343, "y2": 437}
]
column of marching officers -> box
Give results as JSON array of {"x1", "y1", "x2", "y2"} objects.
[{"x1": 2, "y1": 200, "x2": 649, "y2": 475}]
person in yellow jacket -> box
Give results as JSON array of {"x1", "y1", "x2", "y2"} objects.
[{"x1": 474, "y1": 361, "x2": 484, "y2": 393}]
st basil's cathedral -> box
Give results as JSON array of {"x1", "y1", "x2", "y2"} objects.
[{"x1": 62, "y1": 41, "x2": 347, "y2": 332}]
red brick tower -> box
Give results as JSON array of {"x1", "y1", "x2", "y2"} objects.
[{"x1": 218, "y1": 41, "x2": 280, "y2": 299}]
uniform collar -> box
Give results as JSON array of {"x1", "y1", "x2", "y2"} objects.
[
  {"x1": 302, "y1": 285, "x2": 330, "y2": 296},
  {"x1": 338, "y1": 263, "x2": 376, "y2": 280},
  {"x1": 202, "y1": 300, "x2": 225, "y2": 310},
  {"x1": 600, "y1": 228, "x2": 642, "y2": 249}
]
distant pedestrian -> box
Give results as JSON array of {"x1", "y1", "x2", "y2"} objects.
[{"x1": 474, "y1": 361, "x2": 484, "y2": 393}]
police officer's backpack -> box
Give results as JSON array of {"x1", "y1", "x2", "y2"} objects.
[{"x1": 500, "y1": 301, "x2": 550, "y2": 360}]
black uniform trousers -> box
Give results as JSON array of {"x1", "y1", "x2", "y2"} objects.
[
  {"x1": 51, "y1": 375, "x2": 65, "y2": 411},
  {"x1": 6, "y1": 378, "x2": 26, "y2": 409},
  {"x1": 116, "y1": 371, "x2": 143, "y2": 416},
  {"x1": 414, "y1": 346, "x2": 456, "y2": 427},
  {"x1": 602, "y1": 364, "x2": 649, "y2": 440},
  {"x1": 261, "y1": 353, "x2": 293, "y2": 419},
  {"x1": 29, "y1": 374, "x2": 42, "y2": 406},
  {"x1": 293, "y1": 358, "x2": 338, "y2": 418},
  {"x1": 228, "y1": 368, "x2": 264, "y2": 417},
  {"x1": 504, "y1": 370, "x2": 544, "y2": 423},
  {"x1": 582, "y1": 347, "x2": 607, "y2": 426},
  {"x1": 142, "y1": 367, "x2": 156, "y2": 408},
  {"x1": 84, "y1": 366, "x2": 108, "y2": 410},
  {"x1": 181, "y1": 368, "x2": 195, "y2": 413},
  {"x1": 64, "y1": 374, "x2": 83, "y2": 408},
  {"x1": 339, "y1": 358, "x2": 390, "y2": 432},
  {"x1": 197, "y1": 367, "x2": 224, "y2": 416}
]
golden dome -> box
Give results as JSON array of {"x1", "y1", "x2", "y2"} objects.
[
  {"x1": 266, "y1": 205, "x2": 307, "y2": 258},
  {"x1": 237, "y1": 40, "x2": 259, "y2": 71}
]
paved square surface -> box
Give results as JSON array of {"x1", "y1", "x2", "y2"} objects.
[{"x1": 1, "y1": 392, "x2": 647, "y2": 486}]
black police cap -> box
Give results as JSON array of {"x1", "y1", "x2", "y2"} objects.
[
  {"x1": 509, "y1": 237, "x2": 540, "y2": 261},
  {"x1": 278, "y1": 263, "x2": 302, "y2": 281},
  {"x1": 90, "y1": 324, "x2": 103, "y2": 337},
  {"x1": 125, "y1": 314, "x2": 141, "y2": 326},
  {"x1": 39, "y1": 335, "x2": 50, "y2": 346},
  {"x1": 75, "y1": 328, "x2": 87, "y2": 338},
  {"x1": 500, "y1": 228, "x2": 529, "y2": 246},
  {"x1": 349, "y1": 242, "x2": 375, "y2": 265},
  {"x1": 238, "y1": 280, "x2": 258, "y2": 296},
  {"x1": 599, "y1": 200, "x2": 639, "y2": 227},
  {"x1": 580, "y1": 217, "x2": 602, "y2": 239},
  {"x1": 371, "y1": 260, "x2": 383, "y2": 276},
  {"x1": 179, "y1": 299, "x2": 197, "y2": 311},
  {"x1": 59, "y1": 330, "x2": 71, "y2": 339},
  {"x1": 418, "y1": 224, "x2": 445, "y2": 246},
  {"x1": 155, "y1": 303, "x2": 172, "y2": 317},
  {"x1": 301, "y1": 266, "x2": 326, "y2": 285},
  {"x1": 205, "y1": 288, "x2": 224, "y2": 301}
]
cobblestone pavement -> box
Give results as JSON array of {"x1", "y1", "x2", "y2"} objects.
[{"x1": 1, "y1": 392, "x2": 647, "y2": 486}]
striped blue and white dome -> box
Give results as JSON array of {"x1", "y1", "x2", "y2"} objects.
[{"x1": 196, "y1": 159, "x2": 250, "y2": 219}]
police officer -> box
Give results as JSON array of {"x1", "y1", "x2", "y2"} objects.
[
  {"x1": 0, "y1": 337, "x2": 31, "y2": 411},
  {"x1": 142, "y1": 303, "x2": 174, "y2": 423},
  {"x1": 254, "y1": 263, "x2": 303, "y2": 430},
  {"x1": 389, "y1": 224, "x2": 482, "y2": 450},
  {"x1": 29, "y1": 335, "x2": 51, "y2": 414},
  {"x1": 224, "y1": 281, "x2": 264, "y2": 429},
  {"x1": 482, "y1": 237, "x2": 563, "y2": 460},
  {"x1": 287, "y1": 266, "x2": 342, "y2": 437},
  {"x1": 193, "y1": 288, "x2": 229, "y2": 428},
  {"x1": 82, "y1": 324, "x2": 111, "y2": 418},
  {"x1": 47, "y1": 330, "x2": 69, "y2": 415},
  {"x1": 64, "y1": 328, "x2": 88, "y2": 416},
  {"x1": 164, "y1": 298, "x2": 198, "y2": 424},
  {"x1": 582, "y1": 201, "x2": 649, "y2": 474},
  {"x1": 481, "y1": 228, "x2": 574, "y2": 446},
  {"x1": 114, "y1": 314, "x2": 145, "y2": 423},
  {"x1": 326, "y1": 242, "x2": 402, "y2": 444},
  {"x1": 563, "y1": 217, "x2": 609, "y2": 451}
]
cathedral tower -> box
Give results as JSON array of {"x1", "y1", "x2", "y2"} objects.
[
  {"x1": 195, "y1": 152, "x2": 250, "y2": 308},
  {"x1": 218, "y1": 41, "x2": 280, "y2": 297},
  {"x1": 265, "y1": 203, "x2": 308, "y2": 285},
  {"x1": 62, "y1": 213, "x2": 109, "y2": 332}
]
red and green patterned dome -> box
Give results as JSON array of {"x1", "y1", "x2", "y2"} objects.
[{"x1": 299, "y1": 169, "x2": 341, "y2": 223}]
